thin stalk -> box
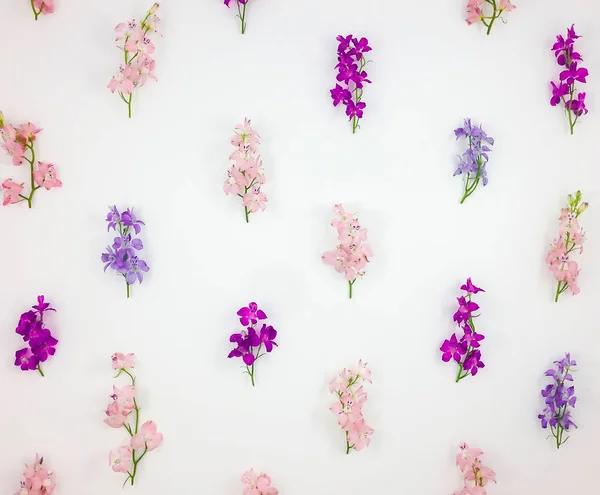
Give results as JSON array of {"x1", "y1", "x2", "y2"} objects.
[
  {"x1": 345, "y1": 431, "x2": 352, "y2": 454},
  {"x1": 236, "y1": 1, "x2": 247, "y2": 34},
  {"x1": 30, "y1": 0, "x2": 40, "y2": 20},
  {"x1": 126, "y1": 282, "x2": 131, "y2": 299},
  {"x1": 37, "y1": 364, "x2": 45, "y2": 377},
  {"x1": 348, "y1": 280, "x2": 355, "y2": 299}
]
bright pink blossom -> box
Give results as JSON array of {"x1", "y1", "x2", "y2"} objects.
[
  {"x1": 2, "y1": 179, "x2": 24, "y2": 205},
  {"x1": 33, "y1": 162, "x2": 62, "y2": 190}
]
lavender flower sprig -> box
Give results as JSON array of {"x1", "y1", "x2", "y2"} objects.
[
  {"x1": 550, "y1": 25, "x2": 589, "y2": 135},
  {"x1": 538, "y1": 353, "x2": 577, "y2": 449},
  {"x1": 440, "y1": 279, "x2": 486, "y2": 382},
  {"x1": 101, "y1": 206, "x2": 149, "y2": 298},
  {"x1": 330, "y1": 35, "x2": 372, "y2": 134},
  {"x1": 453, "y1": 119, "x2": 494, "y2": 204}
]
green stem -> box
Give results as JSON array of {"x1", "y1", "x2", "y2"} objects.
[
  {"x1": 126, "y1": 282, "x2": 131, "y2": 298},
  {"x1": 345, "y1": 431, "x2": 352, "y2": 454},
  {"x1": 25, "y1": 144, "x2": 38, "y2": 208},
  {"x1": 37, "y1": 363, "x2": 45, "y2": 377},
  {"x1": 127, "y1": 94, "x2": 132, "y2": 119},
  {"x1": 244, "y1": 206, "x2": 249, "y2": 223},
  {"x1": 554, "y1": 281, "x2": 562, "y2": 302},
  {"x1": 485, "y1": 0, "x2": 498, "y2": 35},
  {"x1": 129, "y1": 447, "x2": 148, "y2": 485},
  {"x1": 237, "y1": 1, "x2": 247, "y2": 34},
  {"x1": 348, "y1": 280, "x2": 354, "y2": 299},
  {"x1": 30, "y1": 0, "x2": 40, "y2": 20},
  {"x1": 567, "y1": 86, "x2": 575, "y2": 135}
]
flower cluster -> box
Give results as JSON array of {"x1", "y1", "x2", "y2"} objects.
[
  {"x1": 546, "y1": 191, "x2": 587, "y2": 302},
  {"x1": 101, "y1": 206, "x2": 149, "y2": 298},
  {"x1": 30, "y1": 0, "x2": 54, "y2": 20},
  {"x1": 454, "y1": 443, "x2": 497, "y2": 495},
  {"x1": 538, "y1": 353, "x2": 577, "y2": 449},
  {"x1": 228, "y1": 302, "x2": 278, "y2": 386},
  {"x1": 223, "y1": 0, "x2": 251, "y2": 34},
  {"x1": 330, "y1": 35, "x2": 372, "y2": 134},
  {"x1": 329, "y1": 360, "x2": 374, "y2": 454},
  {"x1": 223, "y1": 119, "x2": 266, "y2": 223},
  {"x1": 241, "y1": 469, "x2": 278, "y2": 495},
  {"x1": 440, "y1": 279, "x2": 486, "y2": 382},
  {"x1": 0, "y1": 112, "x2": 62, "y2": 208},
  {"x1": 106, "y1": 353, "x2": 163, "y2": 486},
  {"x1": 15, "y1": 454, "x2": 56, "y2": 495},
  {"x1": 453, "y1": 119, "x2": 494, "y2": 204},
  {"x1": 466, "y1": 0, "x2": 515, "y2": 35},
  {"x1": 108, "y1": 3, "x2": 160, "y2": 118},
  {"x1": 14, "y1": 296, "x2": 58, "y2": 377},
  {"x1": 322, "y1": 204, "x2": 373, "y2": 299},
  {"x1": 550, "y1": 25, "x2": 588, "y2": 135}
]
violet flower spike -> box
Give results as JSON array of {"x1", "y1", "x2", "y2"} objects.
[
  {"x1": 538, "y1": 353, "x2": 577, "y2": 449},
  {"x1": 330, "y1": 35, "x2": 373, "y2": 134},
  {"x1": 100, "y1": 205, "x2": 150, "y2": 298},
  {"x1": 227, "y1": 302, "x2": 278, "y2": 386},
  {"x1": 439, "y1": 279, "x2": 486, "y2": 382},
  {"x1": 549, "y1": 25, "x2": 589, "y2": 135}
]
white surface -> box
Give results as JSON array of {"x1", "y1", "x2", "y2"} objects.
[{"x1": 0, "y1": 0, "x2": 599, "y2": 493}]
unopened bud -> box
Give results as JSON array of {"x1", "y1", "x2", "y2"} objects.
[
  {"x1": 149, "y1": 3, "x2": 159, "y2": 14},
  {"x1": 0, "y1": 111, "x2": 4, "y2": 127},
  {"x1": 577, "y1": 202, "x2": 588, "y2": 215}
]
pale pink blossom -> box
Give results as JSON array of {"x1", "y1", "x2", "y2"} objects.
[
  {"x1": 223, "y1": 165, "x2": 247, "y2": 195},
  {"x1": 2, "y1": 179, "x2": 24, "y2": 205},
  {"x1": 242, "y1": 469, "x2": 279, "y2": 495},
  {"x1": 104, "y1": 401, "x2": 129, "y2": 428},
  {"x1": 16, "y1": 454, "x2": 56, "y2": 495},
  {"x1": 32, "y1": 0, "x2": 55, "y2": 16},
  {"x1": 456, "y1": 443, "x2": 484, "y2": 472},
  {"x1": 131, "y1": 420, "x2": 163, "y2": 451},
  {"x1": 112, "y1": 352, "x2": 135, "y2": 370},
  {"x1": 107, "y1": 65, "x2": 136, "y2": 95},
  {"x1": 455, "y1": 443, "x2": 496, "y2": 494},
  {"x1": 33, "y1": 162, "x2": 62, "y2": 190},
  {"x1": 109, "y1": 446, "x2": 132, "y2": 473},
  {"x1": 243, "y1": 187, "x2": 267, "y2": 213},
  {"x1": 111, "y1": 384, "x2": 137, "y2": 412},
  {"x1": 466, "y1": 0, "x2": 514, "y2": 32},
  {"x1": 346, "y1": 418, "x2": 374, "y2": 451}
]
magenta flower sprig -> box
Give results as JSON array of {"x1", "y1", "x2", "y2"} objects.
[
  {"x1": 322, "y1": 204, "x2": 373, "y2": 299},
  {"x1": 106, "y1": 353, "x2": 164, "y2": 487},
  {"x1": 546, "y1": 191, "x2": 587, "y2": 302},
  {"x1": 538, "y1": 353, "x2": 577, "y2": 449},
  {"x1": 329, "y1": 361, "x2": 374, "y2": 455},
  {"x1": 223, "y1": 0, "x2": 251, "y2": 34},
  {"x1": 330, "y1": 35, "x2": 372, "y2": 134},
  {"x1": 466, "y1": 0, "x2": 515, "y2": 35},
  {"x1": 223, "y1": 119, "x2": 266, "y2": 223},
  {"x1": 241, "y1": 469, "x2": 279, "y2": 494},
  {"x1": 108, "y1": 3, "x2": 160, "y2": 118},
  {"x1": 30, "y1": 0, "x2": 55, "y2": 20},
  {"x1": 0, "y1": 112, "x2": 62, "y2": 208},
  {"x1": 455, "y1": 443, "x2": 497, "y2": 494},
  {"x1": 550, "y1": 25, "x2": 589, "y2": 135},
  {"x1": 440, "y1": 279, "x2": 486, "y2": 383},
  {"x1": 14, "y1": 296, "x2": 58, "y2": 377},
  {"x1": 15, "y1": 454, "x2": 56, "y2": 495},
  {"x1": 227, "y1": 302, "x2": 278, "y2": 386}
]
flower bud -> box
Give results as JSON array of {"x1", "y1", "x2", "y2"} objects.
[
  {"x1": 149, "y1": 3, "x2": 159, "y2": 14},
  {"x1": 0, "y1": 111, "x2": 4, "y2": 127},
  {"x1": 577, "y1": 202, "x2": 588, "y2": 215}
]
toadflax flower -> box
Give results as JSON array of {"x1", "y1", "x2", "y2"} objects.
[
  {"x1": 466, "y1": 0, "x2": 515, "y2": 35},
  {"x1": 329, "y1": 360, "x2": 374, "y2": 454},
  {"x1": 454, "y1": 443, "x2": 497, "y2": 494},
  {"x1": 322, "y1": 204, "x2": 373, "y2": 299},
  {"x1": 330, "y1": 35, "x2": 373, "y2": 134},
  {"x1": 550, "y1": 25, "x2": 589, "y2": 135},
  {"x1": 223, "y1": 0, "x2": 252, "y2": 34},
  {"x1": 241, "y1": 469, "x2": 279, "y2": 495},
  {"x1": 108, "y1": 3, "x2": 161, "y2": 118},
  {"x1": 0, "y1": 112, "x2": 62, "y2": 209},
  {"x1": 106, "y1": 353, "x2": 163, "y2": 486},
  {"x1": 228, "y1": 302, "x2": 278, "y2": 386},
  {"x1": 453, "y1": 118, "x2": 494, "y2": 204},
  {"x1": 538, "y1": 353, "x2": 577, "y2": 449},
  {"x1": 14, "y1": 295, "x2": 58, "y2": 377},
  {"x1": 440, "y1": 279, "x2": 486, "y2": 382},
  {"x1": 223, "y1": 118, "x2": 266, "y2": 223},
  {"x1": 101, "y1": 206, "x2": 150, "y2": 298},
  {"x1": 546, "y1": 190, "x2": 587, "y2": 302},
  {"x1": 14, "y1": 454, "x2": 56, "y2": 495}
]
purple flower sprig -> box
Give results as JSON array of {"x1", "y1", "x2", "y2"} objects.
[
  {"x1": 223, "y1": 0, "x2": 250, "y2": 34},
  {"x1": 227, "y1": 302, "x2": 278, "y2": 386},
  {"x1": 14, "y1": 296, "x2": 58, "y2": 377},
  {"x1": 440, "y1": 279, "x2": 486, "y2": 382},
  {"x1": 538, "y1": 353, "x2": 577, "y2": 449},
  {"x1": 454, "y1": 119, "x2": 494, "y2": 204},
  {"x1": 550, "y1": 25, "x2": 589, "y2": 135},
  {"x1": 330, "y1": 35, "x2": 372, "y2": 134},
  {"x1": 101, "y1": 206, "x2": 149, "y2": 298}
]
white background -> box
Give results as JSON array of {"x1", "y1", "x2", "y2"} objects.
[{"x1": 0, "y1": 0, "x2": 599, "y2": 493}]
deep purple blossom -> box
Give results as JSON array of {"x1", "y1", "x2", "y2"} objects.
[
  {"x1": 258, "y1": 324, "x2": 278, "y2": 352},
  {"x1": 460, "y1": 278, "x2": 485, "y2": 295},
  {"x1": 440, "y1": 333, "x2": 466, "y2": 363},
  {"x1": 237, "y1": 302, "x2": 267, "y2": 326},
  {"x1": 15, "y1": 348, "x2": 39, "y2": 371},
  {"x1": 453, "y1": 296, "x2": 479, "y2": 324}
]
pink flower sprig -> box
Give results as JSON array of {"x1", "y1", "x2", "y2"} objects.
[
  {"x1": 454, "y1": 443, "x2": 497, "y2": 495},
  {"x1": 223, "y1": 0, "x2": 251, "y2": 35},
  {"x1": 106, "y1": 353, "x2": 163, "y2": 487},
  {"x1": 223, "y1": 118, "x2": 266, "y2": 223},
  {"x1": 241, "y1": 469, "x2": 279, "y2": 495},
  {"x1": 108, "y1": 3, "x2": 160, "y2": 119},
  {"x1": 30, "y1": 0, "x2": 55, "y2": 20},
  {"x1": 329, "y1": 360, "x2": 374, "y2": 455},
  {"x1": 322, "y1": 204, "x2": 373, "y2": 299},
  {"x1": 15, "y1": 454, "x2": 56, "y2": 495},
  {"x1": 546, "y1": 190, "x2": 588, "y2": 302},
  {"x1": 466, "y1": 0, "x2": 515, "y2": 35},
  {"x1": 0, "y1": 112, "x2": 62, "y2": 208}
]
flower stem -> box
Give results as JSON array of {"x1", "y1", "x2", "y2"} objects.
[
  {"x1": 127, "y1": 94, "x2": 133, "y2": 119},
  {"x1": 37, "y1": 364, "x2": 45, "y2": 377},
  {"x1": 485, "y1": 1, "x2": 498, "y2": 35},
  {"x1": 30, "y1": 0, "x2": 39, "y2": 20},
  {"x1": 345, "y1": 431, "x2": 352, "y2": 454},
  {"x1": 237, "y1": 1, "x2": 247, "y2": 34},
  {"x1": 244, "y1": 206, "x2": 250, "y2": 223},
  {"x1": 126, "y1": 283, "x2": 131, "y2": 298},
  {"x1": 554, "y1": 281, "x2": 561, "y2": 302},
  {"x1": 348, "y1": 280, "x2": 354, "y2": 299}
]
